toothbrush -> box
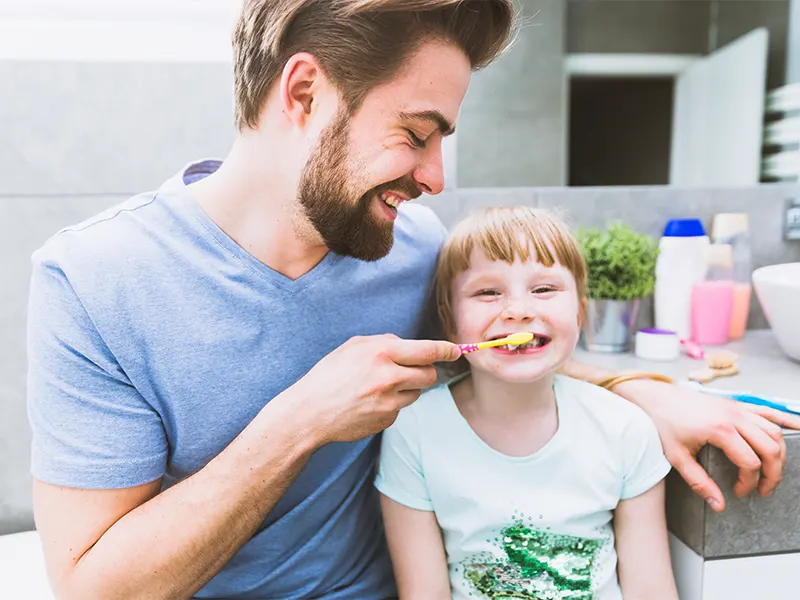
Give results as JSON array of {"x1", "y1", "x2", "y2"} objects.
[
  {"x1": 458, "y1": 332, "x2": 534, "y2": 355},
  {"x1": 680, "y1": 381, "x2": 800, "y2": 416}
]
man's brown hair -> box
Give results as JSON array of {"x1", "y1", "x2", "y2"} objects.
[{"x1": 232, "y1": 0, "x2": 516, "y2": 130}]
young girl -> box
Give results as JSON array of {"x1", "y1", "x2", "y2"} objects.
[{"x1": 375, "y1": 206, "x2": 678, "y2": 600}]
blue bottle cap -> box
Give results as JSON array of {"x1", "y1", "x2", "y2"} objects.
[{"x1": 663, "y1": 219, "x2": 706, "y2": 237}]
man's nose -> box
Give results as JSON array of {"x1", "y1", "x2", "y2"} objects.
[{"x1": 412, "y1": 144, "x2": 445, "y2": 196}]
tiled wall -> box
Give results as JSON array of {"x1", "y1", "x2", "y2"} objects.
[
  {"x1": 567, "y1": 0, "x2": 712, "y2": 55},
  {"x1": 567, "y1": 0, "x2": 790, "y2": 90},
  {"x1": 0, "y1": 61, "x2": 234, "y2": 196},
  {"x1": 457, "y1": 0, "x2": 567, "y2": 187}
]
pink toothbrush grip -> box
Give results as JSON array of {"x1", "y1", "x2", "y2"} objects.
[
  {"x1": 458, "y1": 343, "x2": 479, "y2": 355},
  {"x1": 681, "y1": 338, "x2": 705, "y2": 360}
]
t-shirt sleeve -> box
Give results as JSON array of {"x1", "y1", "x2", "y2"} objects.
[
  {"x1": 619, "y1": 406, "x2": 672, "y2": 500},
  {"x1": 27, "y1": 251, "x2": 168, "y2": 489},
  {"x1": 374, "y1": 404, "x2": 433, "y2": 511}
]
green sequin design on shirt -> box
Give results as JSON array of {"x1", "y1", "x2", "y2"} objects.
[{"x1": 461, "y1": 523, "x2": 602, "y2": 599}]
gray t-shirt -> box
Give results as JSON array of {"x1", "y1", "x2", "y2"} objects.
[{"x1": 27, "y1": 159, "x2": 447, "y2": 599}]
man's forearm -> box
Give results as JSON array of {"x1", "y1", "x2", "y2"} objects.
[
  {"x1": 65, "y1": 398, "x2": 317, "y2": 600},
  {"x1": 558, "y1": 358, "x2": 668, "y2": 409},
  {"x1": 558, "y1": 358, "x2": 616, "y2": 387}
]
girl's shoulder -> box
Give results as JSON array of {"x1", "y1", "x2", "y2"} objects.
[
  {"x1": 383, "y1": 383, "x2": 461, "y2": 457},
  {"x1": 554, "y1": 374, "x2": 656, "y2": 434}
]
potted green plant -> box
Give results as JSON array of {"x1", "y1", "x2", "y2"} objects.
[{"x1": 576, "y1": 221, "x2": 659, "y2": 353}]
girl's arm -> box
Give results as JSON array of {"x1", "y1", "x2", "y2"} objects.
[
  {"x1": 380, "y1": 494, "x2": 451, "y2": 600},
  {"x1": 614, "y1": 481, "x2": 679, "y2": 600}
]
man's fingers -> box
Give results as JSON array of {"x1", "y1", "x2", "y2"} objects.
[
  {"x1": 759, "y1": 437, "x2": 787, "y2": 498},
  {"x1": 736, "y1": 418, "x2": 785, "y2": 497},
  {"x1": 669, "y1": 446, "x2": 725, "y2": 512},
  {"x1": 388, "y1": 339, "x2": 461, "y2": 366},
  {"x1": 394, "y1": 389, "x2": 423, "y2": 410},
  {"x1": 746, "y1": 412, "x2": 787, "y2": 469},
  {"x1": 708, "y1": 424, "x2": 762, "y2": 498},
  {"x1": 742, "y1": 403, "x2": 800, "y2": 431},
  {"x1": 393, "y1": 365, "x2": 439, "y2": 392},
  {"x1": 744, "y1": 411, "x2": 783, "y2": 441}
]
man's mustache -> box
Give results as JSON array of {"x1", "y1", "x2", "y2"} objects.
[{"x1": 370, "y1": 177, "x2": 422, "y2": 201}]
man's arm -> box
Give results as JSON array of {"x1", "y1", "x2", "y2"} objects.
[
  {"x1": 614, "y1": 482, "x2": 678, "y2": 600},
  {"x1": 560, "y1": 358, "x2": 800, "y2": 511},
  {"x1": 35, "y1": 401, "x2": 312, "y2": 600},
  {"x1": 35, "y1": 335, "x2": 460, "y2": 600}
]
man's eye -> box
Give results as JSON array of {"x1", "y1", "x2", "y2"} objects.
[{"x1": 407, "y1": 130, "x2": 426, "y2": 148}]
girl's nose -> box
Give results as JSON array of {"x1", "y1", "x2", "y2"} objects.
[{"x1": 501, "y1": 295, "x2": 534, "y2": 322}]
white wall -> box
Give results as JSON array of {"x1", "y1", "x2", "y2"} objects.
[
  {"x1": 0, "y1": 1, "x2": 459, "y2": 189},
  {"x1": 0, "y1": 1, "x2": 238, "y2": 62}
]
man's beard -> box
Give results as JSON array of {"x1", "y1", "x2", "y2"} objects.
[{"x1": 298, "y1": 111, "x2": 420, "y2": 262}]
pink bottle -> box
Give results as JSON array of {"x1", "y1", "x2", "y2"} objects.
[
  {"x1": 711, "y1": 213, "x2": 752, "y2": 340},
  {"x1": 691, "y1": 244, "x2": 734, "y2": 346}
]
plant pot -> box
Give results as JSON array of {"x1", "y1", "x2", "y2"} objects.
[{"x1": 580, "y1": 299, "x2": 640, "y2": 353}]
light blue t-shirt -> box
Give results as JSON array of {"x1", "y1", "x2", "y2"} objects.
[
  {"x1": 375, "y1": 375, "x2": 671, "y2": 600},
  {"x1": 26, "y1": 159, "x2": 448, "y2": 599}
]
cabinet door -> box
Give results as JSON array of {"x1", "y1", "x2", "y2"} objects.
[
  {"x1": 703, "y1": 552, "x2": 800, "y2": 599},
  {"x1": 670, "y1": 28, "x2": 768, "y2": 186}
]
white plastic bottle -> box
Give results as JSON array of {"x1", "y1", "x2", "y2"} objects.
[{"x1": 654, "y1": 219, "x2": 710, "y2": 340}]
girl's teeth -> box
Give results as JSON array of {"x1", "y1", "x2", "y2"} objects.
[{"x1": 501, "y1": 338, "x2": 547, "y2": 351}]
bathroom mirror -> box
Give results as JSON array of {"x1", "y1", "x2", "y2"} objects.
[{"x1": 453, "y1": 0, "x2": 795, "y2": 189}]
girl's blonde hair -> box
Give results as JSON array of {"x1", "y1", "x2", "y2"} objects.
[{"x1": 435, "y1": 206, "x2": 588, "y2": 337}]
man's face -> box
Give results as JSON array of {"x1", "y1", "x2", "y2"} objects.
[{"x1": 298, "y1": 39, "x2": 471, "y2": 261}]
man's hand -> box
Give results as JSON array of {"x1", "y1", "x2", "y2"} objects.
[
  {"x1": 278, "y1": 334, "x2": 461, "y2": 446},
  {"x1": 615, "y1": 379, "x2": 800, "y2": 512}
]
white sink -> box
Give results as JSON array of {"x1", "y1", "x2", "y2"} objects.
[{"x1": 753, "y1": 262, "x2": 800, "y2": 361}]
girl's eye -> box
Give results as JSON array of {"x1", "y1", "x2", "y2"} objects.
[
  {"x1": 407, "y1": 130, "x2": 426, "y2": 148},
  {"x1": 532, "y1": 285, "x2": 557, "y2": 294},
  {"x1": 476, "y1": 289, "x2": 500, "y2": 297}
]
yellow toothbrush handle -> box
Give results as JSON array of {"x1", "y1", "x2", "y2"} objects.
[{"x1": 458, "y1": 333, "x2": 533, "y2": 355}]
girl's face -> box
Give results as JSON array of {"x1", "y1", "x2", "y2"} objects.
[{"x1": 450, "y1": 247, "x2": 582, "y2": 384}]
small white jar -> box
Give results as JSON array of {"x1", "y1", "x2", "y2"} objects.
[{"x1": 635, "y1": 328, "x2": 680, "y2": 361}]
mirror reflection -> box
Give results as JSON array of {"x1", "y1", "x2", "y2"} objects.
[{"x1": 454, "y1": 0, "x2": 798, "y2": 188}]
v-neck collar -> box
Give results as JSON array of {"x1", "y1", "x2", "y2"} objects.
[{"x1": 166, "y1": 159, "x2": 344, "y2": 293}]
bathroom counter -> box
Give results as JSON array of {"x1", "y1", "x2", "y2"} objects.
[
  {"x1": 574, "y1": 329, "x2": 800, "y2": 561},
  {"x1": 573, "y1": 329, "x2": 799, "y2": 405}
]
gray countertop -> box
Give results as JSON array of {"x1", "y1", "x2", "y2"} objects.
[
  {"x1": 574, "y1": 330, "x2": 800, "y2": 559},
  {"x1": 573, "y1": 329, "x2": 799, "y2": 408}
]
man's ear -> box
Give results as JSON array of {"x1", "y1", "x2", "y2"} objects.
[{"x1": 278, "y1": 52, "x2": 328, "y2": 129}]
